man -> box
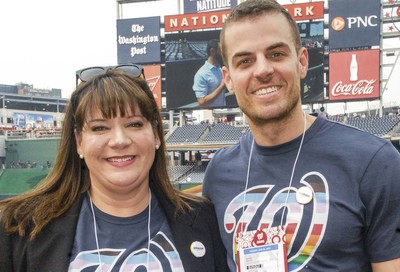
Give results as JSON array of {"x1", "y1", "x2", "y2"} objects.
[
  {"x1": 202, "y1": 0, "x2": 400, "y2": 271},
  {"x1": 193, "y1": 39, "x2": 226, "y2": 108},
  {"x1": 195, "y1": 150, "x2": 202, "y2": 169}
]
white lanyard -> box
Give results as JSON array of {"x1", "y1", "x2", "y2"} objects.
[
  {"x1": 241, "y1": 111, "x2": 307, "y2": 229},
  {"x1": 88, "y1": 189, "x2": 152, "y2": 271}
]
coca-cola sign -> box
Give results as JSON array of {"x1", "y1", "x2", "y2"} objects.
[
  {"x1": 331, "y1": 80, "x2": 376, "y2": 97},
  {"x1": 329, "y1": 50, "x2": 380, "y2": 101}
]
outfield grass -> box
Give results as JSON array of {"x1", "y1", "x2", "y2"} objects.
[
  {"x1": 0, "y1": 168, "x2": 50, "y2": 196},
  {"x1": 0, "y1": 169, "x2": 203, "y2": 200}
]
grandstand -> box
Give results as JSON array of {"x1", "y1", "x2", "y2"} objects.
[
  {"x1": 165, "y1": 40, "x2": 207, "y2": 61},
  {"x1": 202, "y1": 123, "x2": 250, "y2": 143},
  {"x1": 329, "y1": 114, "x2": 400, "y2": 137},
  {"x1": 166, "y1": 123, "x2": 209, "y2": 144}
]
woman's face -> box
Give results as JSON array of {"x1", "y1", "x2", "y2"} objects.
[{"x1": 75, "y1": 106, "x2": 160, "y2": 195}]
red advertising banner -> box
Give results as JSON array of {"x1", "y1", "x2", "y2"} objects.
[
  {"x1": 144, "y1": 65, "x2": 162, "y2": 108},
  {"x1": 165, "y1": 2, "x2": 323, "y2": 31},
  {"x1": 329, "y1": 49, "x2": 380, "y2": 101},
  {"x1": 164, "y1": 10, "x2": 231, "y2": 32},
  {"x1": 282, "y1": 2, "x2": 324, "y2": 21}
]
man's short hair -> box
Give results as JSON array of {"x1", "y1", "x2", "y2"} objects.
[{"x1": 220, "y1": 0, "x2": 301, "y2": 67}]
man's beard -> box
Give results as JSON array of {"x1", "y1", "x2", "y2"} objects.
[{"x1": 215, "y1": 52, "x2": 224, "y2": 66}]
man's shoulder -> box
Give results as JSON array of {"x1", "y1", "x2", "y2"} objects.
[
  {"x1": 194, "y1": 62, "x2": 211, "y2": 78},
  {"x1": 317, "y1": 118, "x2": 396, "y2": 157}
]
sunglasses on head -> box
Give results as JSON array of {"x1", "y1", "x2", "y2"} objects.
[{"x1": 75, "y1": 64, "x2": 145, "y2": 85}]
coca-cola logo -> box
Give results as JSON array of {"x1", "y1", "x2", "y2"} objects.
[{"x1": 331, "y1": 79, "x2": 376, "y2": 97}]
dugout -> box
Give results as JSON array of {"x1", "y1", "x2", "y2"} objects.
[{"x1": 5, "y1": 138, "x2": 59, "y2": 168}]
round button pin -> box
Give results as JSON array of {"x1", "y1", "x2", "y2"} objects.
[
  {"x1": 190, "y1": 241, "x2": 206, "y2": 258},
  {"x1": 296, "y1": 186, "x2": 313, "y2": 205}
]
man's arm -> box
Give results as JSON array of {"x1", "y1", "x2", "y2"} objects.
[
  {"x1": 372, "y1": 258, "x2": 400, "y2": 272},
  {"x1": 197, "y1": 80, "x2": 225, "y2": 106}
]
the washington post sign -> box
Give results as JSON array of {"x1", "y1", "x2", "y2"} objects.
[{"x1": 117, "y1": 16, "x2": 161, "y2": 64}]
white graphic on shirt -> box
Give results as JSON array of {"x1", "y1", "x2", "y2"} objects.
[
  {"x1": 224, "y1": 172, "x2": 329, "y2": 271},
  {"x1": 69, "y1": 231, "x2": 184, "y2": 272}
]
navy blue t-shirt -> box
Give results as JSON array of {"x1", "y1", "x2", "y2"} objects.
[
  {"x1": 68, "y1": 192, "x2": 185, "y2": 272},
  {"x1": 203, "y1": 117, "x2": 400, "y2": 271}
]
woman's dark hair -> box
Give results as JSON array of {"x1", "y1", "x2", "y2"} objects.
[{"x1": 0, "y1": 70, "x2": 198, "y2": 239}]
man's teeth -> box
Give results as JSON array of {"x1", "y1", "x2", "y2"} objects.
[
  {"x1": 255, "y1": 86, "x2": 278, "y2": 95},
  {"x1": 108, "y1": 157, "x2": 133, "y2": 162}
]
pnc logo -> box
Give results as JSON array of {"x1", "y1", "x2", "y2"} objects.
[
  {"x1": 331, "y1": 15, "x2": 378, "y2": 32},
  {"x1": 331, "y1": 17, "x2": 345, "y2": 31}
]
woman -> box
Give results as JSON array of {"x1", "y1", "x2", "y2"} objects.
[{"x1": 0, "y1": 67, "x2": 228, "y2": 271}]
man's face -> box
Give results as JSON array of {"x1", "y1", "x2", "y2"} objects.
[{"x1": 221, "y1": 13, "x2": 308, "y2": 124}]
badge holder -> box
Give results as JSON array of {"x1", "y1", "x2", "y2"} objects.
[{"x1": 235, "y1": 226, "x2": 288, "y2": 272}]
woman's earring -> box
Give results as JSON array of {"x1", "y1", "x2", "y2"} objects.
[
  {"x1": 155, "y1": 145, "x2": 159, "y2": 150},
  {"x1": 79, "y1": 154, "x2": 84, "y2": 159}
]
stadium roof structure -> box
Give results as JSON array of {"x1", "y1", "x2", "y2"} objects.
[
  {"x1": 166, "y1": 143, "x2": 233, "y2": 152},
  {"x1": 0, "y1": 94, "x2": 67, "y2": 113}
]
